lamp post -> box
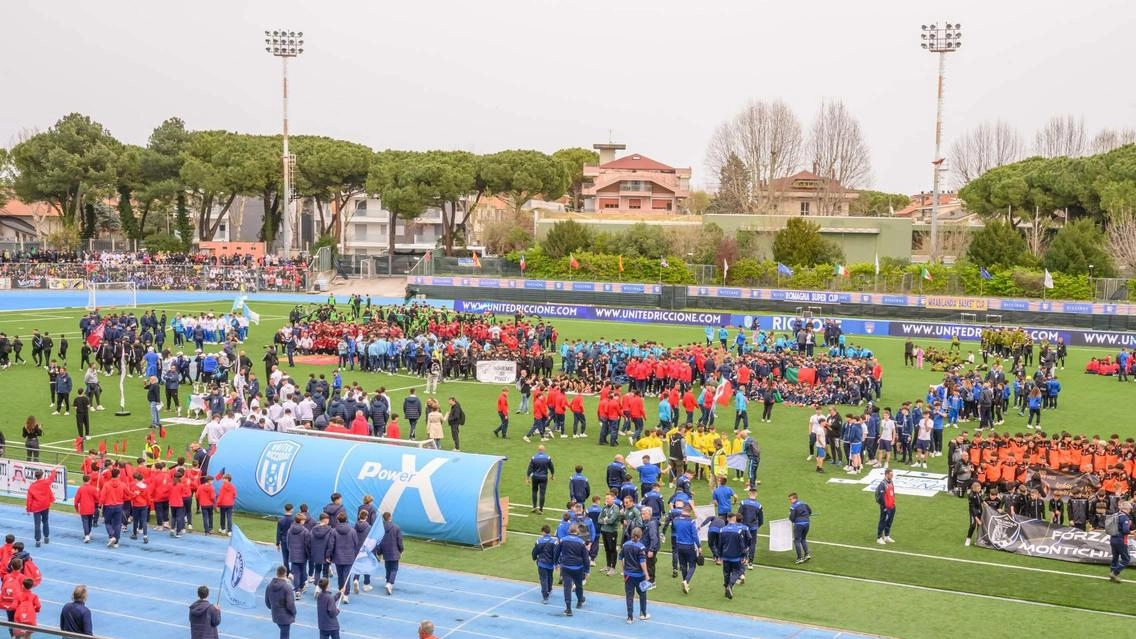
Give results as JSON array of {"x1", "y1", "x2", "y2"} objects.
[
  {"x1": 265, "y1": 30, "x2": 304, "y2": 256},
  {"x1": 1088, "y1": 263, "x2": 1095, "y2": 299},
  {"x1": 920, "y1": 22, "x2": 962, "y2": 263}
]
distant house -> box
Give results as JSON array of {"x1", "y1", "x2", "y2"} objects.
[
  {"x1": 894, "y1": 192, "x2": 967, "y2": 222},
  {"x1": 581, "y1": 143, "x2": 691, "y2": 213},
  {"x1": 759, "y1": 169, "x2": 859, "y2": 216},
  {"x1": 0, "y1": 199, "x2": 62, "y2": 243}
]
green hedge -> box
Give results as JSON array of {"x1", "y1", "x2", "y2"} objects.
[{"x1": 503, "y1": 250, "x2": 1099, "y2": 300}]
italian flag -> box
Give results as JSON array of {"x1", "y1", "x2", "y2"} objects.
[
  {"x1": 834, "y1": 264, "x2": 849, "y2": 277},
  {"x1": 921, "y1": 267, "x2": 933, "y2": 281}
]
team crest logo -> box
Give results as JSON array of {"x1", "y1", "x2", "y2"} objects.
[
  {"x1": 986, "y1": 512, "x2": 1022, "y2": 550},
  {"x1": 229, "y1": 549, "x2": 245, "y2": 588},
  {"x1": 256, "y1": 440, "x2": 302, "y2": 496}
]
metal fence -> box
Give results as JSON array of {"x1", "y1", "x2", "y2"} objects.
[{"x1": 0, "y1": 263, "x2": 309, "y2": 292}]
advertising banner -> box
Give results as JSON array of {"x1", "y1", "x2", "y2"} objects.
[
  {"x1": 475, "y1": 360, "x2": 517, "y2": 384},
  {"x1": 1038, "y1": 470, "x2": 1101, "y2": 498},
  {"x1": 923, "y1": 295, "x2": 989, "y2": 311},
  {"x1": 47, "y1": 277, "x2": 86, "y2": 290},
  {"x1": 976, "y1": 504, "x2": 1132, "y2": 564},
  {"x1": 209, "y1": 429, "x2": 505, "y2": 546},
  {"x1": 0, "y1": 459, "x2": 67, "y2": 501},
  {"x1": 0, "y1": 278, "x2": 9, "y2": 290}
]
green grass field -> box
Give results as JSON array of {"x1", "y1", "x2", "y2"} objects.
[{"x1": 1, "y1": 300, "x2": 1132, "y2": 638}]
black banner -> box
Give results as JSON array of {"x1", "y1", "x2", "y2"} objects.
[
  {"x1": 1038, "y1": 470, "x2": 1101, "y2": 499},
  {"x1": 977, "y1": 504, "x2": 1131, "y2": 564}
]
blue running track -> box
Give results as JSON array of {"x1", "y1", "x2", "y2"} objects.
[{"x1": 0, "y1": 505, "x2": 872, "y2": 639}]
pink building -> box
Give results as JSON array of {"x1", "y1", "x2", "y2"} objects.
[{"x1": 581, "y1": 143, "x2": 691, "y2": 213}]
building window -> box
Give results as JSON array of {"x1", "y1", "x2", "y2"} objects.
[
  {"x1": 800, "y1": 201, "x2": 811, "y2": 216},
  {"x1": 218, "y1": 224, "x2": 227, "y2": 233},
  {"x1": 620, "y1": 180, "x2": 645, "y2": 192},
  {"x1": 355, "y1": 224, "x2": 367, "y2": 240},
  {"x1": 628, "y1": 199, "x2": 641, "y2": 210},
  {"x1": 354, "y1": 200, "x2": 367, "y2": 217}
]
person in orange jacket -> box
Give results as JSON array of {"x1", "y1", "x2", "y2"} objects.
[
  {"x1": 24, "y1": 468, "x2": 57, "y2": 548},
  {"x1": 73, "y1": 474, "x2": 100, "y2": 544},
  {"x1": 196, "y1": 473, "x2": 217, "y2": 535},
  {"x1": 217, "y1": 473, "x2": 237, "y2": 536},
  {"x1": 129, "y1": 471, "x2": 152, "y2": 543}
]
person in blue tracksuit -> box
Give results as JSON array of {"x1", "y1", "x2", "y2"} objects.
[
  {"x1": 672, "y1": 506, "x2": 701, "y2": 594},
  {"x1": 789, "y1": 493, "x2": 812, "y2": 564},
  {"x1": 738, "y1": 489, "x2": 764, "y2": 566},
  {"x1": 619, "y1": 528, "x2": 651, "y2": 623},
  {"x1": 636, "y1": 457, "x2": 661, "y2": 499},
  {"x1": 568, "y1": 466, "x2": 590, "y2": 506},
  {"x1": 1108, "y1": 502, "x2": 1132, "y2": 582},
  {"x1": 557, "y1": 525, "x2": 589, "y2": 616},
  {"x1": 717, "y1": 513, "x2": 750, "y2": 599},
  {"x1": 640, "y1": 507, "x2": 661, "y2": 582},
  {"x1": 527, "y1": 446, "x2": 555, "y2": 513},
  {"x1": 532, "y1": 525, "x2": 560, "y2": 603},
  {"x1": 734, "y1": 392, "x2": 748, "y2": 430}
]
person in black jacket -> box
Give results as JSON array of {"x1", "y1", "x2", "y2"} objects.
[
  {"x1": 265, "y1": 566, "x2": 296, "y2": 639},
  {"x1": 446, "y1": 397, "x2": 465, "y2": 452},
  {"x1": 59, "y1": 585, "x2": 93, "y2": 636},
  {"x1": 189, "y1": 585, "x2": 221, "y2": 639}
]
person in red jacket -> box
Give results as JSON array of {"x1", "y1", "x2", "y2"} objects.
[
  {"x1": 195, "y1": 474, "x2": 217, "y2": 535},
  {"x1": 98, "y1": 467, "x2": 127, "y2": 548},
  {"x1": 681, "y1": 388, "x2": 697, "y2": 426},
  {"x1": 386, "y1": 413, "x2": 401, "y2": 440},
  {"x1": 628, "y1": 391, "x2": 646, "y2": 444},
  {"x1": 12, "y1": 578, "x2": 40, "y2": 638},
  {"x1": 350, "y1": 410, "x2": 370, "y2": 436},
  {"x1": 551, "y1": 385, "x2": 568, "y2": 438},
  {"x1": 217, "y1": 474, "x2": 236, "y2": 536},
  {"x1": 129, "y1": 471, "x2": 152, "y2": 543},
  {"x1": 73, "y1": 474, "x2": 100, "y2": 543},
  {"x1": 169, "y1": 469, "x2": 188, "y2": 538},
  {"x1": 493, "y1": 387, "x2": 509, "y2": 438},
  {"x1": 569, "y1": 393, "x2": 586, "y2": 438},
  {"x1": 149, "y1": 462, "x2": 171, "y2": 531},
  {"x1": 0, "y1": 561, "x2": 25, "y2": 627},
  {"x1": 0, "y1": 535, "x2": 14, "y2": 573},
  {"x1": 24, "y1": 468, "x2": 57, "y2": 548}
]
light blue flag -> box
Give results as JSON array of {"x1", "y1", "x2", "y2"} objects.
[
  {"x1": 776, "y1": 263, "x2": 794, "y2": 277},
  {"x1": 219, "y1": 524, "x2": 274, "y2": 609},
  {"x1": 242, "y1": 303, "x2": 261, "y2": 325},
  {"x1": 350, "y1": 520, "x2": 386, "y2": 577}
]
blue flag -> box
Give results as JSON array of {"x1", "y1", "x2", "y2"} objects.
[
  {"x1": 219, "y1": 524, "x2": 274, "y2": 609},
  {"x1": 980, "y1": 267, "x2": 993, "y2": 281},
  {"x1": 777, "y1": 262, "x2": 794, "y2": 277},
  {"x1": 349, "y1": 519, "x2": 386, "y2": 577}
]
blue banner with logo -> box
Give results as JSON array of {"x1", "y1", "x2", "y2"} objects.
[
  {"x1": 454, "y1": 300, "x2": 730, "y2": 326},
  {"x1": 210, "y1": 430, "x2": 505, "y2": 546}
]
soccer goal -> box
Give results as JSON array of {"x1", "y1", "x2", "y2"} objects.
[{"x1": 86, "y1": 281, "x2": 138, "y2": 310}]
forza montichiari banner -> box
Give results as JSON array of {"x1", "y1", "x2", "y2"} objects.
[{"x1": 977, "y1": 504, "x2": 1134, "y2": 564}]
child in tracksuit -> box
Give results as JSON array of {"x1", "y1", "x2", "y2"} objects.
[
  {"x1": 532, "y1": 525, "x2": 559, "y2": 603},
  {"x1": 947, "y1": 391, "x2": 962, "y2": 428}
]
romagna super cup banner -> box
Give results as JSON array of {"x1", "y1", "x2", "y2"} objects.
[
  {"x1": 210, "y1": 429, "x2": 505, "y2": 546},
  {"x1": 976, "y1": 504, "x2": 1133, "y2": 564}
]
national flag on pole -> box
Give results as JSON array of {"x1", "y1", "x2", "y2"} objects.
[
  {"x1": 713, "y1": 380, "x2": 734, "y2": 406},
  {"x1": 113, "y1": 442, "x2": 120, "y2": 455},
  {"x1": 219, "y1": 524, "x2": 274, "y2": 609},
  {"x1": 471, "y1": 251, "x2": 481, "y2": 268},
  {"x1": 518, "y1": 253, "x2": 526, "y2": 272},
  {"x1": 874, "y1": 253, "x2": 880, "y2": 276},
  {"x1": 618, "y1": 255, "x2": 624, "y2": 273},
  {"x1": 777, "y1": 262, "x2": 793, "y2": 277},
  {"x1": 921, "y1": 267, "x2": 933, "y2": 282},
  {"x1": 86, "y1": 322, "x2": 105, "y2": 350},
  {"x1": 980, "y1": 266, "x2": 993, "y2": 281},
  {"x1": 349, "y1": 518, "x2": 386, "y2": 578},
  {"x1": 833, "y1": 264, "x2": 849, "y2": 277},
  {"x1": 569, "y1": 255, "x2": 580, "y2": 270},
  {"x1": 242, "y1": 304, "x2": 260, "y2": 326},
  {"x1": 659, "y1": 257, "x2": 669, "y2": 269},
  {"x1": 98, "y1": 440, "x2": 106, "y2": 455},
  {"x1": 723, "y1": 259, "x2": 729, "y2": 279},
  {"x1": 1044, "y1": 269, "x2": 1054, "y2": 289}
]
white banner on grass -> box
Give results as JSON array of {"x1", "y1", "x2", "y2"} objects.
[
  {"x1": 0, "y1": 459, "x2": 67, "y2": 502},
  {"x1": 475, "y1": 360, "x2": 518, "y2": 384},
  {"x1": 768, "y1": 518, "x2": 793, "y2": 552},
  {"x1": 626, "y1": 447, "x2": 667, "y2": 468},
  {"x1": 826, "y1": 467, "x2": 947, "y2": 497}
]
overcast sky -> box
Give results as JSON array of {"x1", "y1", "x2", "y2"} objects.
[{"x1": 2, "y1": 0, "x2": 1133, "y2": 194}]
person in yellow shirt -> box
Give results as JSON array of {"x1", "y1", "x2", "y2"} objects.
[
  {"x1": 635, "y1": 429, "x2": 663, "y2": 451},
  {"x1": 729, "y1": 431, "x2": 746, "y2": 482},
  {"x1": 710, "y1": 438, "x2": 729, "y2": 492}
]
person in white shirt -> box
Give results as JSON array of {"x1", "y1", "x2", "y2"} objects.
[
  {"x1": 269, "y1": 367, "x2": 285, "y2": 388},
  {"x1": 913, "y1": 415, "x2": 933, "y2": 469},
  {"x1": 807, "y1": 406, "x2": 824, "y2": 462},
  {"x1": 281, "y1": 395, "x2": 298, "y2": 418},
  {"x1": 219, "y1": 411, "x2": 240, "y2": 434},
  {"x1": 297, "y1": 396, "x2": 315, "y2": 424},
  {"x1": 276, "y1": 409, "x2": 296, "y2": 432},
  {"x1": 199, "y1": 415, "x2": 226, "y2": 447},
  {"x1": 811, "y1": 417, "x2": 827, "y2": 474},
  {"x1": 877, "y1": 410, "x2": 896, "y2": 469}
]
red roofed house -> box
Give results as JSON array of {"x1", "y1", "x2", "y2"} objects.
[
  {"x1": 760, "y1": 169, "x2": 859, "y2": 216},
  {"x1": 581, "y1": 143, "x2": 691, "y2": 213},
  {"x1": 893, "y1": 192, "x2": 966, "y2": 222},
  {"x1": 0, "y1": 199, "x2": 62, "y2": 243}
]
